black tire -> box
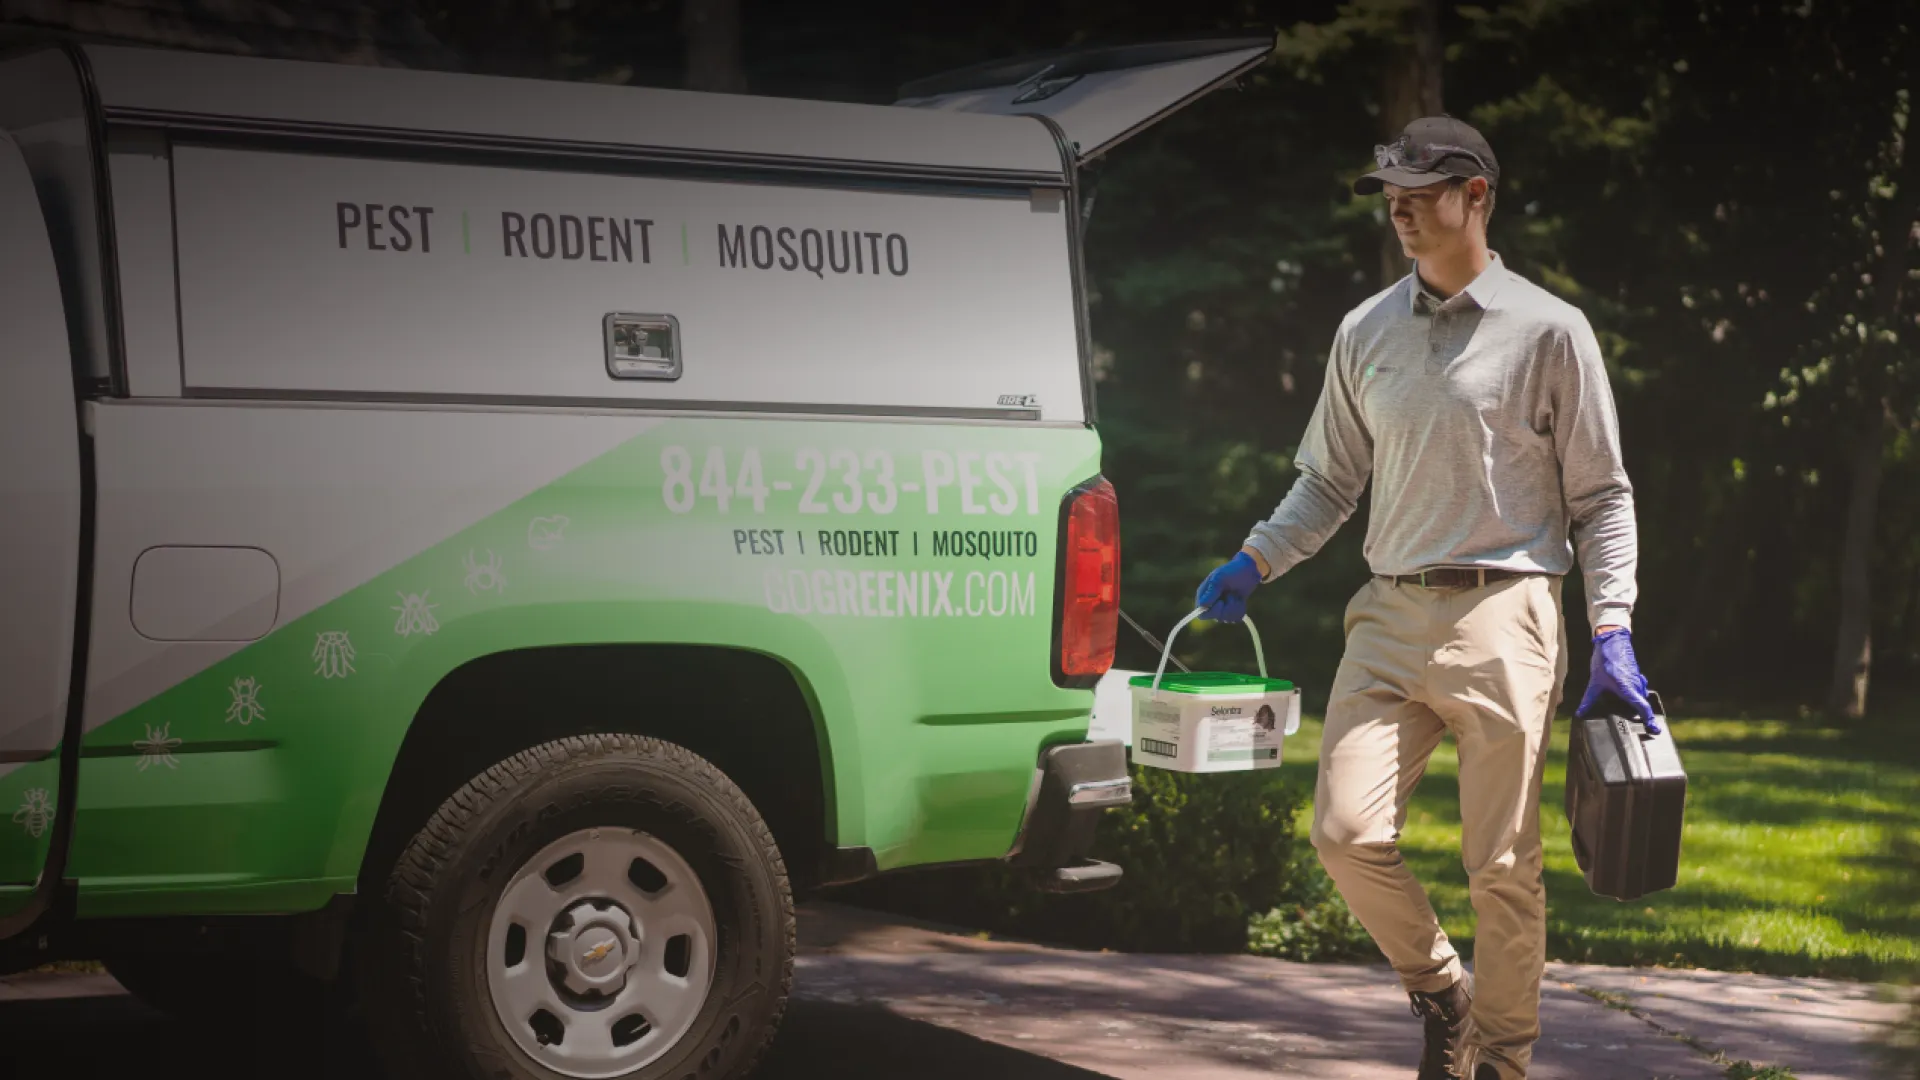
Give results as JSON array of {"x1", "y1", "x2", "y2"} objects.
[{"x1": 358, "y1": 734, "x2": 794, "y2": 1080}]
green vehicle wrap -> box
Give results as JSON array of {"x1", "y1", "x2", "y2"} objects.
[{"x1": 0, "y1": 419, "x2": 1103, "y2": 918}]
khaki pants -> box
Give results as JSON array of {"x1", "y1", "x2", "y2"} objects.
[{"x1": 1310, "y1": 573, "x2": 1568, "y2": 1080}]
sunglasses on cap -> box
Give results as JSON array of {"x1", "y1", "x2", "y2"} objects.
[{"x1": 1372, "y1": 136, "x2": 1493, "y2": 175}]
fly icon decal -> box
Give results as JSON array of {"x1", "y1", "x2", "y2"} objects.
[
  {"x1": 12, "y1": 789, "x2": 52, "y2": 838},
  {"x1": 527, "y1": 515, "x2": 570, "y2": 552},
  {"x1": 314, "y1": 631, "x2": 357, "y2": 679},
  {"x1": 464, "y1": 549, "x2": 507, "y2": 595},
  {"x1": 226, "y1": 676, "x2": 266, "y2": 726},
  {"x1": 135, "y1": 723, "x2": 183, "y2": 771},
  {"x1": 392, "y1": 590, "x2": 441, "y2": 637}
]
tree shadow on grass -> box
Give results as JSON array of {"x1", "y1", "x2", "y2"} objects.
[
  {"x1": 1393, "y1": 808, "x2": 1918, "y2": 980},
  {"x1": 1831, "y1": 846, "x2": 1920, "y2": 943},
  {"x1": 1535, "y1": 863, "x2": 1915, "y2": 980},
  {"x1": 1671, "y1": 763, "x2": 1919, "y2": 830},
  {"x1": 1661, "y1": 714, "x2": 1920, "y2": 771}
]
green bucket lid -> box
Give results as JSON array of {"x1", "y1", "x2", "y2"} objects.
[{"x1": 1129, "y1": 670, "x2": 1293, "y2": 695}]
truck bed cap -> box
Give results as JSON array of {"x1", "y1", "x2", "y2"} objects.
[{"x1": 81, "y1": 44, "x2": 1069, "y2": 183}]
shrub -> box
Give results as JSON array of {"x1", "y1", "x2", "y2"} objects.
[
  {"x1": 1721, "y1": 1063, "x2": 1798, "y2": 1080},
  {"x1": 832, "y1": 761, "x2": 1365, "y2": 956},
  {"x1": 1247, "y1": 852, "x2": 1380, "y2": 963}
]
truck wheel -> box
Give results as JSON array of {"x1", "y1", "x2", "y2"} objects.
[{"x1": 360, "y1": 734, "x2": 794, "y2": 1080}]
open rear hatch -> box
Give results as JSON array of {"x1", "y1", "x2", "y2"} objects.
[{"x1": 894, "y1": 34, "x2": 1275, "y2": 165}]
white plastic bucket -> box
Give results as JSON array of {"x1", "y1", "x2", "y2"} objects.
[{"x1": 1128, "y1": 607, "x2": 1300, "y2": 773}]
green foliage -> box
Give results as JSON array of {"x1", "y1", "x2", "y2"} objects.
[
  {"x1": 1722, "y1": 1062, "x2": 1798, "y2": 1080},
  {"x1": 1097, "y1": 0, "x2": 1920, "y2": 704},
  {"x1": 1247, "y1": 851, "x2": 1380, "y2": 962},
  {"x1": 1075, "y1": 763, "x2": 1305, "y2": 951},
  {"x1": 835, "y1": 763, "x2": 1335, "y2": 955}
]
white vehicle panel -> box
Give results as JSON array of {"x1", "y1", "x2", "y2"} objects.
[
  {"x1": 0, "y1": 131, "x2": 83, "y2": 763},
  {"x1": 170, "y1": 146, "x2": 1086, "y2": 423},
  {"x1": 78, "y1": 401, "x2": 655, "y2": 734}
]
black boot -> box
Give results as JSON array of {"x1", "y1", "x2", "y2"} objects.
[{"x1": 1408, "y1": 978, "x2": 1472, "y2": 1079}]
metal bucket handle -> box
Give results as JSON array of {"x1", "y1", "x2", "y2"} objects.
[{"x1": 1150, "y1": 606, "x2": 1268, "y2": 697}]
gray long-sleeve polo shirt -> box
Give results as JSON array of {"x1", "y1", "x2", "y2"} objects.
[{"x1": 1242, "y1": 252, "x2": 1639, "y2": 633}]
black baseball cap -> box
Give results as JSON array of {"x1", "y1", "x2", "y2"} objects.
[{"x1": 1354, "y1": 115, "x2": 1499, "y2": 195}]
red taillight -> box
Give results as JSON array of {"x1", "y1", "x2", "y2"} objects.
[{"x1": 1059, "y1": 477, "x2": 1120, "y2": 678}]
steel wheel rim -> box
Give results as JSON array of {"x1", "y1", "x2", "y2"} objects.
[{"x1": 484, "y1": 826, "x2": 719, "y2": 1078}]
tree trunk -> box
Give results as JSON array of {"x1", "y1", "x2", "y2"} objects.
[
  {"x1": 682, "y1": 0, "x2": 747, "y2": 94},
  {"x1": 1378, "y1": 0, "x2": 1444, "y2": 288},
  {"x1": 1827, "y1": 420, "x2": 1885, "y2": 718},
  {"x1": 1825, "y1": 69, "x2": 1919, "y2": 718}
]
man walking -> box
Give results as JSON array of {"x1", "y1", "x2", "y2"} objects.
[{"x1": 1194, "y1": 116, "x2": 1656, "y2": 1080}]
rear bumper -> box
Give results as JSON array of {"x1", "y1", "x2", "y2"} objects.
[{"x1": 1007, "y1": 738, "x2": 1131, "y2": 892}]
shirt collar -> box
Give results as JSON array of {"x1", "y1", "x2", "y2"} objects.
[{"x1": 1408, "y1": 251, "x2": 1510, "y2": 314}]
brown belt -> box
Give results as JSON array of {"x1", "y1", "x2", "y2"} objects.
[{"x1": 1376, "y1": 567, "x2": 1537, "y2": 589}]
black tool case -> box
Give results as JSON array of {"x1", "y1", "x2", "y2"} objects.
[{"x1": 1564, "y1": 692, "x2": 1687, "y2": 901}]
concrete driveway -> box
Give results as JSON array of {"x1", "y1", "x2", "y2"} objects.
[{"x1": 1, "y1": 902, "x2": 1905, "y2": 1080}]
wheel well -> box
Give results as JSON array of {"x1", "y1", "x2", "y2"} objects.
[{"x1": 358, "y1": 645, "x2": 831, "y2": 898}]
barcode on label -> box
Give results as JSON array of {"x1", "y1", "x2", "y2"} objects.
[{"x1": 1139, "y1": 737, "x2": 1179, "y2": 758}]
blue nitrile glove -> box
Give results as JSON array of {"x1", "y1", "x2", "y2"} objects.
[
  {"x1": 1195, "y1": 551, "x2": 1263, "y2": 624},
  {"x1": 1576, "y1": 627, "x2": 1661, "y2": 733}
]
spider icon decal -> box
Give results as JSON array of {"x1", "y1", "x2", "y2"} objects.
[{"x1": 463, "y1": 549, "x2": 507, "y2": 595}]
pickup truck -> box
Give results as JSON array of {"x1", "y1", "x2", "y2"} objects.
[{"x1": 0, "y1": 34, "x2": 1272, "y2": 1080}]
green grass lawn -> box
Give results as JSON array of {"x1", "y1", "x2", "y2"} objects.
[{"x1": 1268, "y1": 709, "x2": 1920, "y2": 980}]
